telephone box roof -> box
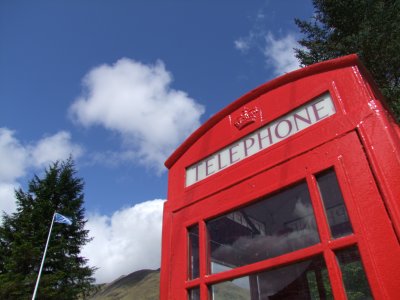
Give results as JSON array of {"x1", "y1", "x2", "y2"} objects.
[{"x1": 165, "y1": 54, "x2": 374, "y2": 169}]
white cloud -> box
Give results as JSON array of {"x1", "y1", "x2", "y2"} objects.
[
  {"x1": 264, "y1": 32, "x2": 301, "y2": 75},
  {"x1": 0, "y1": 127, "x2": 83, "y2": 215},
  {"x1": 234, "y1": 37, "x2": 252, "y2": 53},
  {"x1": 31, "y1": 131, "x2": 83, "y2": 168},
  {"x1": 234, "y1": 7, "x2": 266, "y2": 54},
  {"x1": 0, "y1": 182, "x2": 19, "y2": 215},
  {"x1": 82, "y1": 199, "x2": 165, "y2": 283},
  {"x1": 233, "y1": 6, "x2": 302, "y2": 77},
  {"x1": 0, "y1": 128, "x2": 29, "y2": 182},
  {"x1": 69, "y1": 58, "x2": 205, "y2": 173},
  {"x1": 235, "y1": 30, "x2": 302, "y2": 76}
]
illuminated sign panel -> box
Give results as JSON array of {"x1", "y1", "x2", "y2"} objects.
[{"x1": 186, "y1": 93, "x2": 335, "y2": 186}]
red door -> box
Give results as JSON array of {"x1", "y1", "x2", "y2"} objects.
[{"x1": 167, "y1": 132, "x2": 400, "y2": 299}]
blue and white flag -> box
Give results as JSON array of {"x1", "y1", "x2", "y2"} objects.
[{"x1": 54, "y1": 213, "x2": 72, "y2": 225}]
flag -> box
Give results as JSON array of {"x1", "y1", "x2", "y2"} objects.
[{"x1": 54, "y1": 213, "x2": 72, "y2": 225}]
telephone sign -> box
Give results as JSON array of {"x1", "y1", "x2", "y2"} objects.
[{"x1": 186, "y1": 93, "x2": 335, "y2": 186}]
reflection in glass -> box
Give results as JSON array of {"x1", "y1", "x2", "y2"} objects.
[
  {"x1": 188, "y1": 225, "x2": 200, "y2": 279},
  {"x1": 317, "y1": 169, "x2": 353, "y2": 238},
  {"x1": 210, "y1": 255, "x2": 332, "y2": 299},
  {"x1": 336, "y1": 246, "x2": 373, "y2": 300},
  {"x1": 188, "y1": 287, "x2": 200, "y2": 300},
  {"x1": 207, "y1": 181, "x2": 320, "y2": 273}
]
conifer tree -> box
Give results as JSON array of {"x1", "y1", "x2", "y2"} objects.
[
  {"x1": 0, "y1": 159, "x2": 95, "y2": 299},
  {"x1": 295, "y1": 0, "x2": 400, "y2": 120}
]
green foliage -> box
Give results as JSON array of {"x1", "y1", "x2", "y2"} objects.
[
  {"x1": 295, "y1": 0, "x2": 400, "y2": 120},
  {"x1": 0, "y1": 158, "x2": 95, "y2": 299},
  {"x1": 340, "y1": 260, "x2": 373, "y2": 300}
]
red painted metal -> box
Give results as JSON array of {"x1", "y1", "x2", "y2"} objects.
[{"x1": 160, "y1": 55, "x2": 400, "y2": 299}]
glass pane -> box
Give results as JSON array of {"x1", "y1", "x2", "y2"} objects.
[
  {"x1": 317, "y1": 169, "x2": 353, "y2": 238},
  {"x1": 210, "y1": 255, "x2": 332, "y2": 299},
  {"x1": 336, "y1": 246, "x2": 373, "y2": 300},
  {"x1": 188, "y1": 225, "x2": 200, "y2": 279},
  {"x1": 207, "y1": 181, "x2": 320, "y2": 273},
  {"x1": 188, "y1": 287, "x2": 200, "y2": 300}
]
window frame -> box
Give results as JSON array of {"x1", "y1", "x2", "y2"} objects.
[{"x1": 184, "y1": 132, "x2": 393, "y2": 299}]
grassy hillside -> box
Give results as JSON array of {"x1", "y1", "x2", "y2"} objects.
[
  {"x1": 87, "y1": 268, "x2": 251, "y2": 300},
  {"x1": 88, "y1": 269, "x2": 160, "y2": 300}
]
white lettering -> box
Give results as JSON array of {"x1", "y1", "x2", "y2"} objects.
[{"x1": 185, "y1": 93, "x2": 335, "y2": 186}]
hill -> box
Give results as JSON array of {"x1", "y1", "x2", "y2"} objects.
[
  {"x1": 88, "y1": 269, "x2": 160, "y2": 300},
  {"x1": 87, "y1": 268, "x2": 250, "y2": 299}
]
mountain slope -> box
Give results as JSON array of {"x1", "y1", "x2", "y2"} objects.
[
  {"x1": 88, "y1": 269, "x2": 160, "y2": 300},
  {"x1": 87, "y1": 268, "x2": 251, "y2": 299}
]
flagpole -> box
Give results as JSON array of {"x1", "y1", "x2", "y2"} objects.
[{"x1": 32, "y1": 212, "x2": 56, "y2": 300}]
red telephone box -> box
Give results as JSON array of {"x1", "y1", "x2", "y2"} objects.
[{"x1": 160, "y1": 55, "x2": 400, "y2": 299}]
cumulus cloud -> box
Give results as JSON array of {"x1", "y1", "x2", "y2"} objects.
[
  {"x1": 0, "y1": 182, "x2": 19, "y2": 216},
  {"x1": 0, "y1": 127, "x2": 83, "y2": 215},
  {"x1": 69, "y1": 58, "x2": 205, "y2": 173},
  {"x1": 82, "y1": 199, "x2": 165, "y2": 283},
  {"x1": 31, "y1": 131, "x2": 83, "y2": 168},
  {"x1": 0, "y1": 128, "x2": 29, "y2": 182},
  {"x1": 264, "y1": 32, "x2": 301, "y2": 75}
]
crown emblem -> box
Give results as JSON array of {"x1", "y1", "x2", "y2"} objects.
[{"x1": 233, "y1": 106, "x2": 260, "y2": 130}]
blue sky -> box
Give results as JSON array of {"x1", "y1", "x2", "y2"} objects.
[{"x1": 0, "y1": 0, "x2": 313, "y2": 283}]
